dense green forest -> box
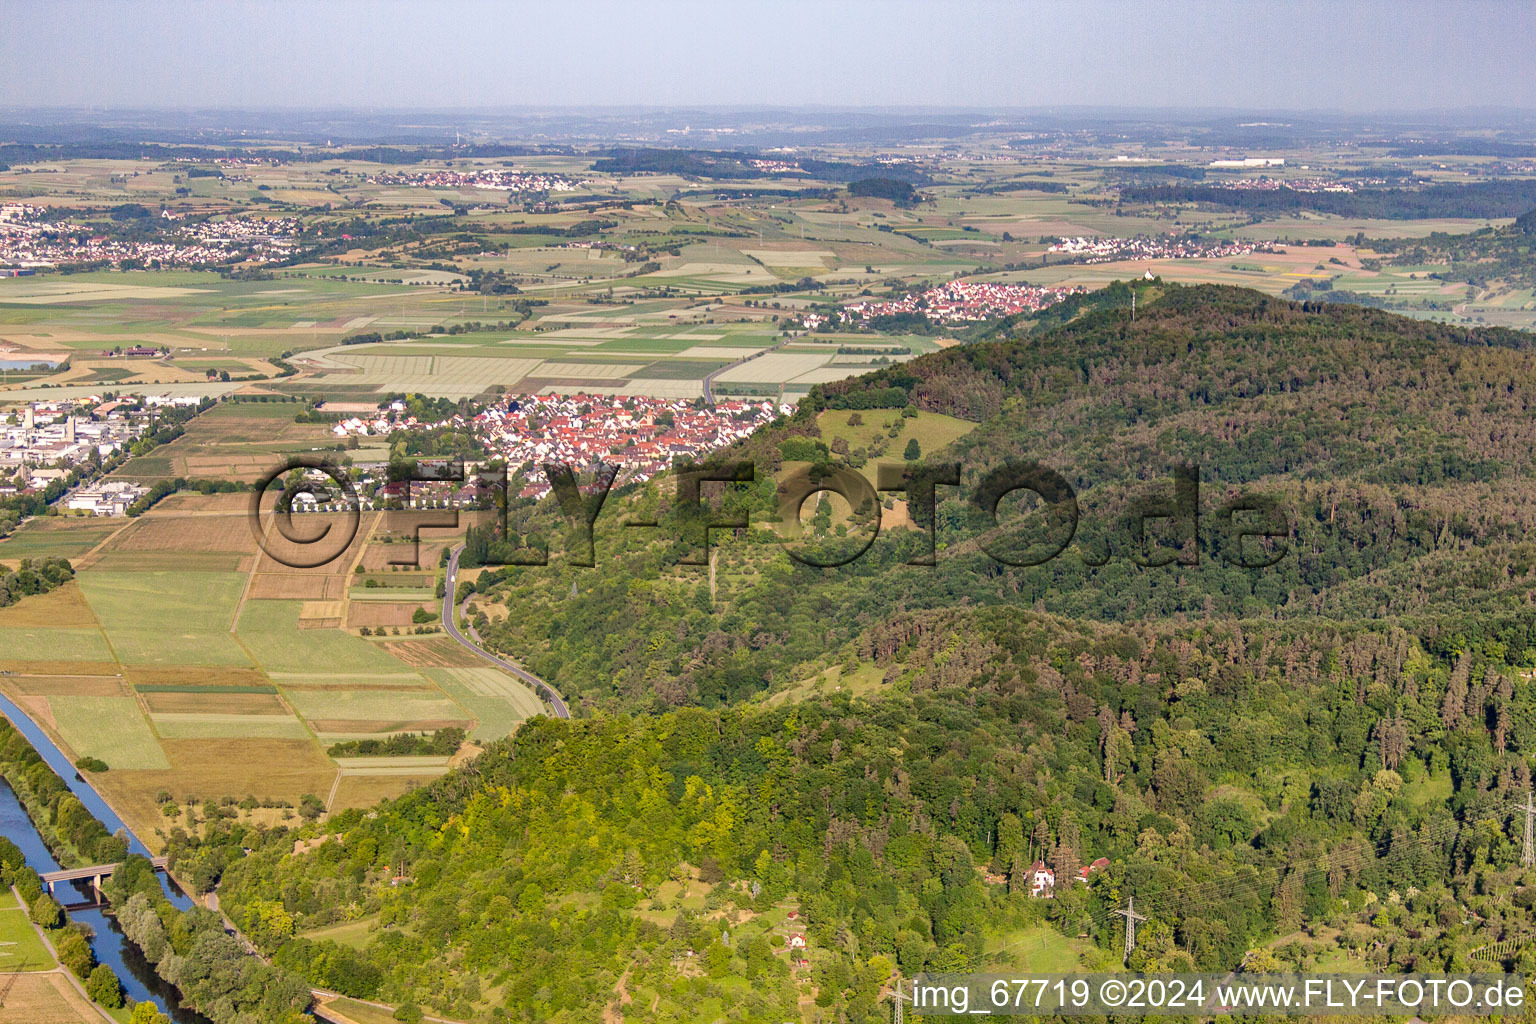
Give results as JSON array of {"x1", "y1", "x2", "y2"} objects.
[
  {"x1": 1119, "y1": 180, "x2": 1536, "y2": 219},
  {"x1": 163, "y1": 287, "x2": 1536, "y2": 1023},
  {"x1": 456, "y1": 285, "x2": 1536, "y2": 711},
  {"x1": 196, "y1": 612, "x2": 1536, "y2": 1022}
]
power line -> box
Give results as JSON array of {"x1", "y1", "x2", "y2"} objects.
[{"x1": 989, "y1": 798, "x2": 1528, "y2": 964}]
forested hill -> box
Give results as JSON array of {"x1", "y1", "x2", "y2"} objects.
[
  {"x1": 184, "y1": 285, "x2": 1536, "y2": 1023},
  {"x1": 462, "y1": 283, "x2": 1536, "y2": 711}
]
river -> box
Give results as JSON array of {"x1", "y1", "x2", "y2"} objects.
[
  {"x1": 0, "y1": 780, "x2": 212, "y2": 1022},
  {"x1": 0, "y1": 693, "x2": 209, "y2": 1021}
]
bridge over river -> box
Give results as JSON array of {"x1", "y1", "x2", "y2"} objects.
[{"x1": 41, "y1": 855, "x2": 170, "y2": 901}]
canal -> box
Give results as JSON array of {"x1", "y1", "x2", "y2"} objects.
[
  {"x1": 0, "y1": 779, "x2": 212, "y2": 1022},
  {"x1": 0, "y1": 693, "x2": 210, "y2": 1021}
]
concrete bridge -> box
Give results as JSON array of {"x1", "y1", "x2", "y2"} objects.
[{"x1": 40, "y1": 855, "x2": 169, "y2": 902}]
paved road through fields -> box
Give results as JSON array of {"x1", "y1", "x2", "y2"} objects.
[{"x1": 441, "y1": 544, "x2": 570, "y2": 719}]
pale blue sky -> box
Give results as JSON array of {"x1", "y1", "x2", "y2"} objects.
[{"x1": 1, "y1": 0, "x2": 1532, "y2": 111}]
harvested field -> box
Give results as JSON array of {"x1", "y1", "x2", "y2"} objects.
[
  {"x1": 346, "y1": 602, "x2": 429, "y2": 627},
  {"x1": 125, "y1": 665, "x2": 273, "y2": 689},
  {"x1": 154, "y1": 491, "x2": 251, "y2": 512},
  {"x1": 247, "y1": 573, "x2": 348, "y2": 600},
  {"x1": 0, "y1": 972, "x2": 105, "y2": 1022},
  {"x1": 93, "y1": 736, "x2": 335, "y2": 841},
  {"x1": 5, "y1": 675, "x2": 125, "y2": 697},
  {"x1": 103, "y1": 513, "x2": 257, "y2": 552},
  {"x1": 358, "y1": 539, "x2": 454, "y2": 571},
  {"x1": 329, "y1": 773, "x2": 431, "y2": 809},
  {"x1": 78, "y1": 551, "x2": 246, "y2": 572},
  {"x1": 298, "y1": 599, "x2": 345, "y2": 631},
  {"x1": 253, "y1": 511, "x2": 375, "y2": 574},
  {"x1": 380, "y1": 637, "x2": 484, "y2": 667},
  {"x1": 0, "y1": 583, "x2": 98, "y2": 628}
]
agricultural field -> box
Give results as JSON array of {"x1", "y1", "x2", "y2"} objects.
[
  {"x1": 108, "y1": 399, "x2": 343, "y2": 482},
  {"x1": 0, "y1": 889, "x2": 111, "y2": 1024},
  {"x1": 0, "y1": 493, "x2": 551, "y2": 844},
  {"x1": 3, "y1": 137, "x2": 1524, "y2": 419},
  {"x1": 0, "y1": 887, "x2": 56, "y2": 973}
]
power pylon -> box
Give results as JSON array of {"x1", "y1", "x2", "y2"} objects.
[
  {"x1": 1523, "y1": 789, "x2": 1534, "y2": 867},
  {"x1": 1113, "y1": 897, "x2": 1147, "y2": 962}
]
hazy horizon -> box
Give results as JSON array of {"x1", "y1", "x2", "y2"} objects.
[{"x1": 3, "y1": 0, "x2": 1533, "y2": 113}]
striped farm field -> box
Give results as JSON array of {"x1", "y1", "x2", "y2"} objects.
[
  {"x1": 283, "y1": 690, "x2": 465, "y2": 724},
  {"x1": 428, "y1": 667, "x2": 546, "y2": 740},
  {"x1": 151, "y1": 713, "x2": 311, "y2": 739},
  {"x1": 714, "y1": 351, "x2": 832, "y2": 383},
  {"x1": 104, "y1": 513, "x2": 257, "y2": 553}
]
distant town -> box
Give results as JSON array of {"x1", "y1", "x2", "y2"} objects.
[
  {"x1": 363, "y1": 169, "x2": 581, "y2": 192},
  {"x1": 832, "y1": 280, "x2": 1084, "y2": 327},
  {"x1": 1047, "y1": 234, "x2": 1276, "y2": 263},
  {"x1": 332, "y1": 392, "x2": 787, "y2": 500},
  {"x1": 0, "y1": 204, "x2": 300, "y2": 270}
]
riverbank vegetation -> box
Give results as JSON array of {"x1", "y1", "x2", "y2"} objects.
[{"x1": 0, "y1": 718, "x2": 315, "y2": 1023}]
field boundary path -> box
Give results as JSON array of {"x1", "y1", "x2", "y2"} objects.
[{"x1": 442, "y1": 544, "x2": 570, "y2": 718}]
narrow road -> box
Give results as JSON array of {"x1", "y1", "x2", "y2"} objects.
[
  {"x1": 701, "y1": 331, "x2": 798, "y2": 403},
  {"x1": 442, "y1": 544, "x2": 570, "y2": 719}
]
